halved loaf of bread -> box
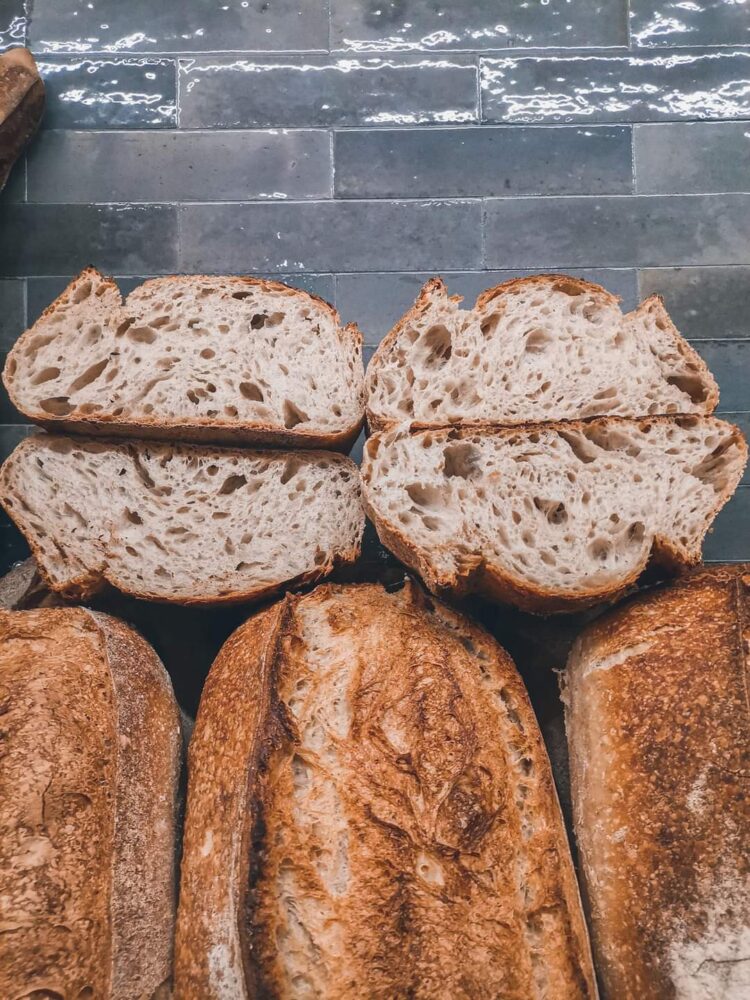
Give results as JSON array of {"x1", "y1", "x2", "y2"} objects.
[
  {"x1": 361, "y1": 416, "x2": 747, "y2": 612},
  {"x1": 175, "y1": 580, "x2": 596, "y2": 998},
  {"x1": 366, "y1": 275, "x2": 718, "y2": 431},
  {"x1": 3, "y1": 268, "x2": 364, "y2": 450},
  {"x1": 0, "y1": 434, "x2": 364, "y2": 604}
]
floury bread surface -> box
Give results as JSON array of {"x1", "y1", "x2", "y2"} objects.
[{"x1": 174, "y1": 581, "x2": 597, "y2": 999}]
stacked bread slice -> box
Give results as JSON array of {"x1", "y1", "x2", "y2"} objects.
[
  {"x1": 362, "y1": 275, "x2": 747, "y2": 611},
  {"x1": 0, "y1": 270, "x2": 366, "y2": 603}
]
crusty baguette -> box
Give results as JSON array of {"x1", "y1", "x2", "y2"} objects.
[
  {"x1": 175, "y1": 580, "x2": 597, "y2": 999},
  {"x1": 0, "y1": 433, "x2": 364, "y2": 604},
  {"x1": 361, "y1": 416, "x2": 747, "y2": 613},
  {"x1": 564, "y1": 565, "x2": 750, "y2": 999},
  {"x1": 0, "y1": 607, "x2": 181, "y2": 998},
  {"x1": 3, "y1": 267, "x2": 364, "y2": 451},
  {"x1": 366, "y1": 275, "x2": 718, "y2": 432}
]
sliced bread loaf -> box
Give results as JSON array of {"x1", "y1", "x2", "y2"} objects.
[
  {"x1": 361, "y1": 416, "x2": 747, "y2": 612},
  {"x1": 3, "y1": 268, "x2": 364, "y2": 450},
  {"x1": 0, "y1": 434, "x2": 364, "y2": 604},
  {"x1": 366, "y1": 275, "x2": 718, "y2": 431}
]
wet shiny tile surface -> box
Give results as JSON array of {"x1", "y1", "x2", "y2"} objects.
[
  {"x1": 179, "y1": 56, "x2": 478, "y2": 128},
  {"x1": 630, "y1": 0, "x2": 750, "y2": 48},
  {"x1": 0, "y1": 1, "x2": 26, "y2": 50},
  {"x1": 639, "y1": 266, "x2": 750, "y2": 340},
  {"x1": 704, "y1": 488, "x2": 750, "y2": 561},
  {"x1": 635, "y1": 122, "x2": 750, "y2": 194},
  {"x1": 334, "y1": 126, "x2": 632, "y2": 198},
  {"x1": 481, "y1": 49, "x2": 750, "y2": 123},
  {"x1": 38, "y1": 57, "x2": 177, "y2": 128}
]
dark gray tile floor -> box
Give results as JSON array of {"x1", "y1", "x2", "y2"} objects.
[{"x1": 0, "y1": 0, "x2": 747, "y2": 568}]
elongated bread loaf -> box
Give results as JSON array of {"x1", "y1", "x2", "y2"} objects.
[
  {"x1": 361, "y1": 416, "x2": 747, "y2": 613},
  {"x1": 175, "y1": 580, "x2": 596, "y2": 999},
  {"x1": 3, "y1": 268, "x2": 364, "y2": 450},
  {"x1": 565, "y1": 566, "x2": 750, "y2": 999},
  {"x1": 0, "y1": 433, "x2": 364, "y2": 604},
  {"x1": 0, "y1": 607, "x2": 181, "y2": 997},
  {"x1": 366, "y1": 275, "x2": 717, "y2": 431}
]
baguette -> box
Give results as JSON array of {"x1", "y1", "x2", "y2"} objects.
[
  {"x1": 361, "y1": 416, "x2": 747, "y2": 613},
  {"x1": 3, "y1": 268, "x2": 364, "y2": 451},
  {"x1": 564, "y1": 565, "x2": 750, "y2": 999},
  {"x1": 0, "y1": 434, "x2": 364, "y2": 604},
  {"x1": 175, "y1": 580, "x2": 596, "y2": 999},
  {"x1": 366, "y1": 275, "x2": 718, "y2": 432},
  {"x1": 0, "y1": 607, "x2": 181, "y2": 997}
]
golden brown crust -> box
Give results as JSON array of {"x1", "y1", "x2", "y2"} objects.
[
  {"x1": 175, "y1": 581, "x2": 596, "y2": 999},
  {"x1": 565, "y1": 565, "x2": 750, "y2": 999}
]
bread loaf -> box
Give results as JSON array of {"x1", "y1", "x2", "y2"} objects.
[
  {"x1": 0, "y1": 607, "x2": 181, "y2": 997},
  {"x1": 175, "y1": 580, "x2": 596, "y2": 999},
  {"x1": 0, "y1": 48, "x2": 44, "y2": 193},
  {"x1": 564, "y1": 566, "x2": 750, "y2": 999},
  {"x1": 0, "y1": 433, "x2": 364, "y2": 604},
  {"x1": 366, "y1": 275, "x2": 717, "y2": 431},
  {"x1": 361, "y1": 416, "x2": 747, "y2": 612},
  {"x1": 3, "y1": 268, "x2": 364, "y2": 450}
]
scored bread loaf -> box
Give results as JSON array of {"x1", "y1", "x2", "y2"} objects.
[
  {"x1": 0, "y1": 434, "x2": 364, "y2": 604},
  {"x1": 361, "y1": 416, "x2": 747, "y2": 613},
  {"x1": 175, "y1": 580, "x2": 596, "y2": 999},
  {"x1": 564, "y1": 566, "x2": 750, "y2": 999},
  {"x1": 0, "y1": 607, "x2": 181, "y2": 997},
  {"x1": 3, "y1": 268, "x2": 364, "y2": 450},
  {"x1": 366, "y1": 275, "x2": 718, "y2": 431}
]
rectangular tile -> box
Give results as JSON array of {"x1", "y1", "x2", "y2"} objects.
[
  {"x1": 334, "y1": 126, "x2": 633, "y2": 199},
  {"x1": 481, "y1": 49, "x2": 750, "y2": 123},
  {"x1": 638, "y1": 267, "x2": 750, "y2": 341},
  {"x1": 704, "y1": 488, "x2": 750, "y2": 562},
  {"x1": 0, "y1": 2, "x2": 26, "y2": 50},
  {"x1": 179, "y1": 200, "x2": 482, "y2": 273},
  {"x1": 179, "y1": 56, "x2": 478, "y2": 128},
  {"x1": 331, "y1": 0, "x2": 628, "y2": 51},
  {"x1": 0, "y1": 423, "x2": 35, "y2": 459},
  {"x1": 634, "y1": 122, "x2": 750, "y2": 195},
  {"x1": 0, "y1": 204, "x2": 178, "y2": 276},
  {"x1": 630, "y1": 0, "x2": 750, "y2": 48},
  {"x1": 484, "y1": 195, "x2": 750, "y2": 269},
  {"x1": 38, "y1": 57, "x2": 177, "y2": 129},
  {"x1": 0, "y1": 279, "x2": 24, "y2": 353},
  {"x1": 690, "y1": 340, "x2": 750, "y2": 412},
  {"x1": 0, "y1": 156, "x2": 26, "y2": 204},
  {"x1": 718, "y1": 413, "x2": 750, "y2": 485},
  {"x1": 27, "y1": 130, "x2": 332, "y2": 203},
  {"x1": 337, "y1": 269, "x2": 639, "y2": 345},
  {"x1": 30, "y1": 0, "x2": 329, "y2": 54}
]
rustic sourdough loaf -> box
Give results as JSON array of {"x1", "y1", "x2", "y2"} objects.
[
  {"x1": 0, "y1": 434, "x2": 364, "y2": 604},
  {"x1": 175, "y1": 580, "x2": 596, "y2": 999},
  {"x1": 3, "y1": 268, "x2": 364, "y2": 450},
  {"x1": 0, "y1": 607, "x2": 181, "y2": 998},
  {"x1": 366, "y1": 275, "x2": 718, "y2": 431},
  {"x1": 361, "y1": 416, "x2": 747, "y2": 613},
  {"x1": 564, "y1": 565, "x2": 750, "y2": 999}
]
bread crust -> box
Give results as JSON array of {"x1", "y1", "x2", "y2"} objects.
[
  {"x1": 361, "y1": 417, "x2": 748, "y2": 614},
  {"x1": 0, "y1": 607, "x2": 180, "y2": 998},
  {"x1": 564, "y1": 565, "x2": 750, "y2": 998},
  {"x1": 175, "y1": 581, "x2": 597, "y2": 999}
]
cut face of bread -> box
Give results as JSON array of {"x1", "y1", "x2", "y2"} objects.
[
  {"x1": 361, "y1": 417, "x2": 747, "y2": 612},
  {"x1": 366, "y1": 275, "x2": 718, "y2": 431},
  {"x1": 3, "y1": 268, "x2": 364, "y2": 450},
  {"x1": 0, "y1": 435, "x2": 364, "y2": 604}
]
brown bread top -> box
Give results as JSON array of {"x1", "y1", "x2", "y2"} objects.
[
  {"x1": 0, "y1": 608, "x2": 181, "y2": 998},
  {"x1": 565, "y1": 565, "x2": 750, "y2": 999},
  {"x1": 175, "y1": 580, "x2": 596, "y2": 999}
]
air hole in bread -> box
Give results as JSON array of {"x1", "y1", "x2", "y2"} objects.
[
  {"x1": 219, "y1": 474, "x2": 247, "y2": 495},
  {"x1": 524, "y1": 328, "x2": 553, "y2": 354},
  {"x1": 200, "y1": 348, "x2": 215, "y2": 359},
  {"x1": 250, "y1": 313, "x2": 266, "y2": 329},
  {"x1": 232, "y1": 291, "x2": 251, "y2": 300},
  {"x1": 127, "y1": 326, "x2": 157, "y2": 345},
  {"x1": 420, "y1": 324, "x2": 453, "y2": 368},
  {"x1": 443, "y1": 442, "x2": 480, "y2": 479},
  {"x1": 667, "y1": 372, "x2": 710, "y2": 405},
  {"x1": 72, "y1": 280, "x2": 92, "y2": 303},
  {"x1": 280, "y1": 456, "x2": 303, "y2": 485},
  {"x1": 283, "y1": 400, "x2": 309, "y2": 429},
  {"x1": 533, "y1": 497, "x2": 568, "y2": 525},
  {"x1": 39, "y1": 396, "x2": 73, "y2": 416},
  {"x1": 405, "y1": 483, "x2": 445, "y2": 508},
  {"x1": 69, "y1": 358, "x2": 109, "y2": 393},
  {"x1": 240, "y1": 381, "x2": 264, "y2": 402},
  {"x1": 31, "y1": 366, "x2": 61, "y2": 385}
]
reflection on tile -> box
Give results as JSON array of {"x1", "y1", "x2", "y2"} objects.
[
  {"x1": 335, "y1": 126, "x2": 633, "y2": 199},
  {"x1": 337, "y1": 269, "x2": 639, "y2": 344},
  {"x1": 639, "y1": 267, "x2": 750, "y2": 340},
  {"x1": 0, "y1": 204, "x2": 178, "y2": 276},
  {"x1": 481, "y1": 49, "x2": 750, "y2": 123},
  {"x1": 0, "y1": 280, "x2": 25, "y2": 352},
  {"x1": 331, "y1": 0, "x2": 628, "y2": 52},
  {"x1": 179, "y1": 56, "x2": 478, "y2": 128},
  {"x1": 717, "y1": 413, "x2": 750, "y2": 484},
  {"x1": 180, "y1": 201, "x2": 482, "y2": 274},
  {"x1": 39, "y1": 57, "x2": 177, "y2": 128},
  {"x1": 635, "y1": 122, "x2": 750, "y2": 194},
  {"x1": 0, "y1": 2, "x2": 26, "y2": 51},
  {"x1": 630, "y1": 0, "x2": 750, "y2": 49},
  {"x1": 31, "y1": 0, "x2": 329, "y2": 54},
  {"x1": 28, "y1": 130, "x2": 332, "y2": 203},
  {"x1": 704, "y1": 488, "x2": 750, "y2": 561},
  {"x1": 484, "y1": 194, "x2": 750, "y2": 268},
  {"x1": 690, "y1": 340, "x2": 750, "y2": 412}
]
